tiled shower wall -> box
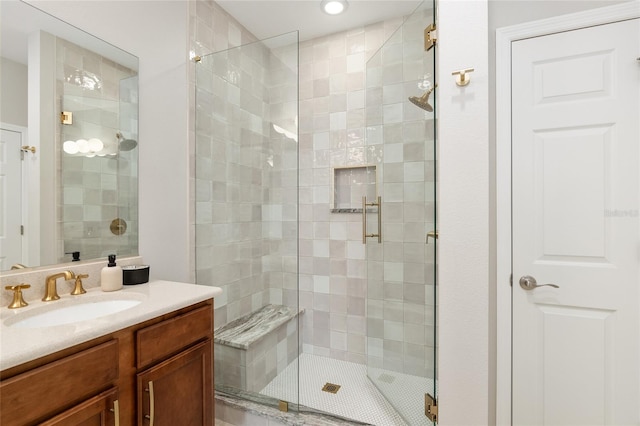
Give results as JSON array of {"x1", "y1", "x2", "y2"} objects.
[
  {"x1": 56, "y1": 36, "x2": 138, "y2": 263},
  {"x1": 364, "y1": 7, "x2": 437, "y2": 378},
  {"x1": 190, "y1": 0, "x2": 434, "y2": 375},
  {"x1": 193, "y1": 38, "x2": 270, "y2": 326},
  {"x1": 190, "y1": 1, "x2": 260, "y2": 329},
  {"x1": 264, "y1": 43, "x2": 299, "y2": 312},
  {"x1": 191, "y1": 1, "x2": 298, "y2": 328},
  {"x1": 297, "y1": 20, "x2": 405, "y2": 365}
]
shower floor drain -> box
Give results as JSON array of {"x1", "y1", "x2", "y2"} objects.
[{"x1": 322, "y1": 382, "x2": 341, "y2": 394}]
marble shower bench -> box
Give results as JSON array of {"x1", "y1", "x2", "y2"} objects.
[{"x1": 214, "y1": 304, "x2": 302, "y2": 392}]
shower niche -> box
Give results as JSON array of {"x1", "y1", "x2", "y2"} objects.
[{"x1": 330, "y1": 165, "x2": 377, "y2": 213}]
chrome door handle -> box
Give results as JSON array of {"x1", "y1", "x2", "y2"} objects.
[{"x1": 519, "y1": 275, "x2": 559, "y2": 291}]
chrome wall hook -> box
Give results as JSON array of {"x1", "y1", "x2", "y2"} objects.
[{"x1": 452, "y1": 68, "x2": 475, "y2": 86}]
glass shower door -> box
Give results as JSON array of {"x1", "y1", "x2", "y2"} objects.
[
  {"x1": 364, "y1": 1, "x2": 437, "y2": 424},
  {"x1": 194, "y1": 31, "x2": 300, "y2": 411}
]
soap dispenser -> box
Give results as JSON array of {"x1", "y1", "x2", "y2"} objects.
[{"x1": 101, "y1": 254, "x2": 123, "y2": 292}]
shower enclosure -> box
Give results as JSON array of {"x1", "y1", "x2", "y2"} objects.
[
  {"x1": 195, "y1": 1, "x2": 436, "y2": 424},
  {"x1": 364, "y1": 1, "x2": 437, "y2": 424}
]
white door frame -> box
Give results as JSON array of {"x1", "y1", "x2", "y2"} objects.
[
  {"x1": 1, "y1": 123, "x2": 41, "y2": 267},
  {"x1": 495, "y1": 2, "x2": 640, "y2": 424}
]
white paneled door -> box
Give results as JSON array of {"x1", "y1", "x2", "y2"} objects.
[
  {"x1": 0, "y1": 128, "x2": 23, "y2": 270},
  {"x1": 512, "y1": 18, "x2": 639, "y2": 425}
]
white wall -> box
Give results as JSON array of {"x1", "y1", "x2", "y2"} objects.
[
  {"x1": 0, "y1": 57, "x2": 28, "y2": 127},
  {"x1": 437, "y1": 0, "x2": 491, "y2": 424},
  {"x1": 25, "y1": 0, "x2": 192, "y2": 282}
]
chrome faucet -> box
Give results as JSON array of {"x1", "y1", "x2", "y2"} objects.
[{"x1": 43, "y1": 271, "x2": 76, "y2": 301}]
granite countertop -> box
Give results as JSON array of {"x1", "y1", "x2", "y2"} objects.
[{"x1": 0, "y1": 280, "x2": 222, "y2": 371}]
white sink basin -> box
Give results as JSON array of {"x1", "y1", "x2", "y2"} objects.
[{"x1": 4, "y1": 298, "x2": 143, "y2": 328}]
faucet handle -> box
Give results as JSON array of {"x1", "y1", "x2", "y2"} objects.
[
  {"x1": 71, "y1": 274, "x2": 89, "y2": 295},
  {"x1": 5, "y1": 284, "x2": 31, "y2": 309}
]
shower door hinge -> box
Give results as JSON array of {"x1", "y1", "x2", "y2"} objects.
[
  {"x1": 424, "y1": 24, "x2": 437, "y2": 51},
  {"x1": 20, "y1": 225, "x2": 24, "y2": 236},
  {"x1": 425, "y1": 393, "x2": 438, "y2": 422},
  {"x1": 61, "y1": 111, "x2": 73, "y2": 124}
]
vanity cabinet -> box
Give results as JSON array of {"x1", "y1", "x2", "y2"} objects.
[
  {"x1": 135, "y1": 305, "x2": 213, "y2": 425},
  {"x1": 0, "y1": 300, "x2": 214, "y2": 426}
]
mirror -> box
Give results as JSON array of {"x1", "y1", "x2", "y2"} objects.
[{"x1": 0, "y1": 0, "x2": 139, "y2": 272}]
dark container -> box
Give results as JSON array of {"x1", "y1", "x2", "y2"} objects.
[{"x1": 122, "y1": 265, "x2": 150, "y2": 285}]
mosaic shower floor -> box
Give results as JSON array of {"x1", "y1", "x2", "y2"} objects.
[{"x1": 260, "y1": 353, "x2": 435, "y2": 426}]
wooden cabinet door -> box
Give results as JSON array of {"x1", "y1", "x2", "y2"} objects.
[
  {"x1": 39, "y1": 388, "x2": 119, "y2": 426},
  {"x1": 137, "y1": 340, "x2": 212, "y2": 426}
]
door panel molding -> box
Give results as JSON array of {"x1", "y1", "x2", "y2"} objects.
[{"x1": 495, "y1": 2, "x2": 640, "y2": 424}]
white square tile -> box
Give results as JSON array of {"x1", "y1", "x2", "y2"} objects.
[
  {"x1": 313, "y1": 275, "x2": 330, "y2": 294},
  {"x1": 329, "y1": 222, "x2": 347, "y2": 240},
  {"x1": 384, "y1": 261, "x2": 404, "y2": 282},
  {"x1": 313, "y1": 239, "x2": 330, "y2": 257},
  {"x1": 383, "y1": 143, "x2": 404, "y2": 163},
  {"x1": 403, "y1": 161, "x2": 424, "y2": 182},
  {"x1": 346, "y1": 52, "x2": 365, "y2": 73}
]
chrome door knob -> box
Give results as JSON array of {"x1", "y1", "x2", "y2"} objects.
[{"x1": 519, "y1": 275, "x2": 559, "y2": 291}]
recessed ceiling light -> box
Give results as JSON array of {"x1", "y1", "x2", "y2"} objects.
[{"x1": 321, "y1": 0, "x2": 348, "y2": 15}]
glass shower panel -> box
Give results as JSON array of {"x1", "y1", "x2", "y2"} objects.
[
  {"x1": 194, "y1": 31, "x2": 300, "y2": 410},
  {"x1": 365, "y1": 1, "x2": 437, "y2": 424},
  {"x1": 116, "y1": 75, "x2": 139, "y2": 260},
  {"x1": 60, "y1": 69, "x2": 138, "y2": 263}
]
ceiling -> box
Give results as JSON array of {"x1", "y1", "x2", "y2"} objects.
[
  {"x1": 2, "y1": 0, "x2": 424, "y2": 66},
  {"x1": 216, "y1": 0, "x2": 424, "y2": 41}
]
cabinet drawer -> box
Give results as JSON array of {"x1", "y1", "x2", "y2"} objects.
[
  {"x1": 136, "y1": 305, "x2": 212, "y2": 369},
  {"x1": 39, "y1": 387, "x2": 119, "y2": 426},
  {"x1": 0, "y1": 340, "x2": 118, "y2": 426}
]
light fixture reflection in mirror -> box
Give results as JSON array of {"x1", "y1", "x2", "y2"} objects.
[{"x1": 63, "y1": 138, "x2": 118, "y2": 157}]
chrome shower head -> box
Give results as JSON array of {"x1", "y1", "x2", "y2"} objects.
[{"x1": 408, "y1": 86, "x2": 435, "y2": 112}]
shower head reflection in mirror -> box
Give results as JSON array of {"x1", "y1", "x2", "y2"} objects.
[{"x1": 117, "y1": 132, "x2": 138, "y2": 151}]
